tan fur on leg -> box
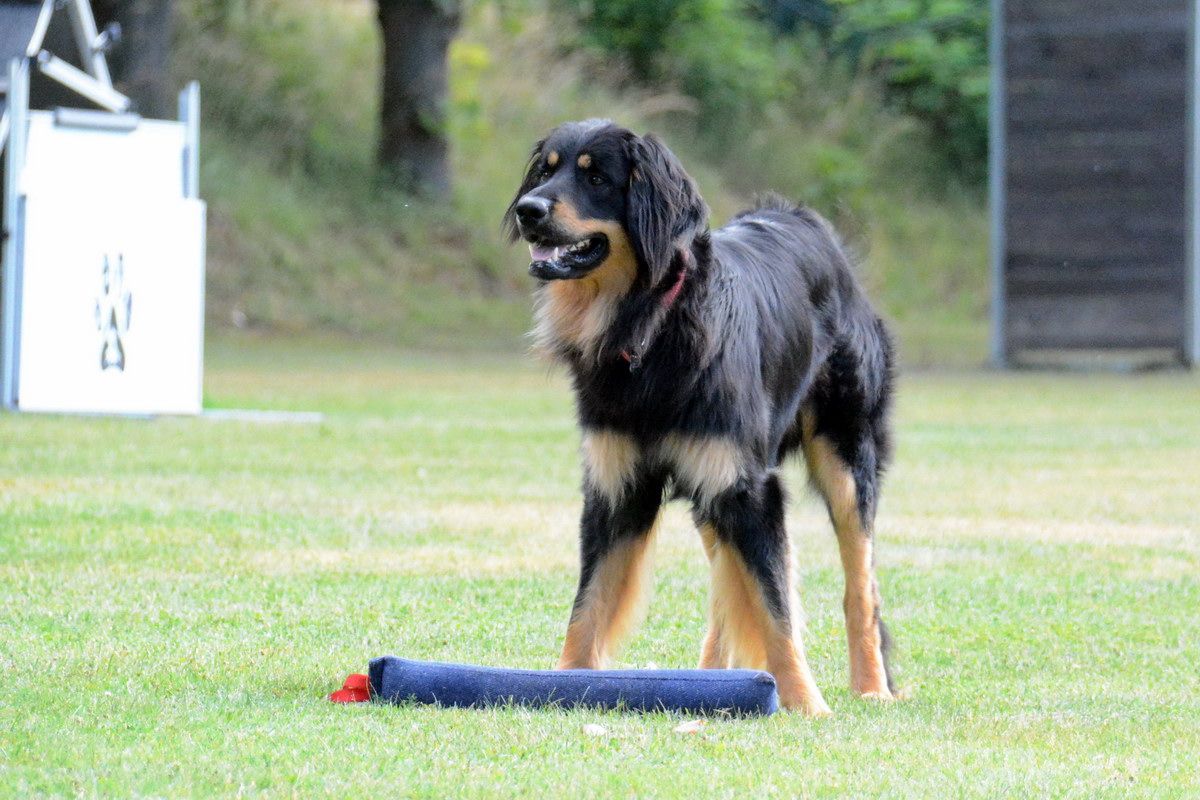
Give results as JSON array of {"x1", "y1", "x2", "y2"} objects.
[
  {"x1": 698, "y1": 625, "x2": 730, "y2": 669},
  {"x1": 804, "y1": 432, "x2": 893, "y2": 700},
  {"x1": 557, "y1": 524, "x2": 657, "y2": 670},
  {"x1": 697, "y1": 525, "x2": 730, "y2": 669},
  {"x1": 706, "y1": 533, "x2": 768, "y2": 670},
  {"x1": 765, "y1": 628, "x2": 830, "y2": 716},
  {"x1": 702, "y1": 525, "x2": 830, "y2": 716}
]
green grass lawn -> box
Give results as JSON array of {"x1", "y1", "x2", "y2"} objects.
[{"x1": 2, "y1": 336, "x2": 1198, "y2": 798}]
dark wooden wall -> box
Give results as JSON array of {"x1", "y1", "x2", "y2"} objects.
[{"x1": 1002, "y1": 0, "x2": 1190, "y2": 355}]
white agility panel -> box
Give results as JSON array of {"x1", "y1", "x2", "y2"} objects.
[
  {"x1": 5, "y1": 108, "x2": 205, "y2": 415},
  {"x1": 1, "y1": 0, "x2": 205, "y2": 415},
  {"x1": 15, "y1": 194, "x2": 204, "y2": 415}
]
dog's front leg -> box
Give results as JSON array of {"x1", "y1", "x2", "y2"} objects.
[{"x1": 557, "y1": 471, "x2": 664, "y2": 670}]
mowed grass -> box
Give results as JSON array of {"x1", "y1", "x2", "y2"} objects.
[{"x1": 1, "y1": 336, "x2": 1198, "y2": 798}]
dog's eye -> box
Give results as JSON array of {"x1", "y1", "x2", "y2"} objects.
[{"x1": 588, "y1": 174, "x2": 606, "y2": 186}]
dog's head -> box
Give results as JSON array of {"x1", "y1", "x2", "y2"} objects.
[{"x1": 504, "y1": 119, "x2": 708, "y2": 288}]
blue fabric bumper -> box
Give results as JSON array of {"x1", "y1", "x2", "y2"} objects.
[{"x1": 368, "y1": 656, "x2": 779, "y2": 716}]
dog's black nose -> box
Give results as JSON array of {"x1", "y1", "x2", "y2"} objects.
[{"x1": 515, "y1": 195, "x2": 552, "y2": 225}]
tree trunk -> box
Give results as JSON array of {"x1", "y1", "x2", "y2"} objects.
[
  {"x1": 376, "y1": 0, "x2": 460, "y2": 200},
  {"x1": 92, "y1": 0, "x2": 177, "y2": 119}
]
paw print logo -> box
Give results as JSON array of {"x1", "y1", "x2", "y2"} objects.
[{"x1": 95, "y1": 254, "x2": 132, "y2": 371}]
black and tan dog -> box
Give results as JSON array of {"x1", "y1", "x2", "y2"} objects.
[{"x1": 504, "y1": 119, "x2": 897, "y2": 715}]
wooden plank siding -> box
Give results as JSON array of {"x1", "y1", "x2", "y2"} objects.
[{"x1": 1001, "y1": 0, "x2": 1190, "y2": 355}]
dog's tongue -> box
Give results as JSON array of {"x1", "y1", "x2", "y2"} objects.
[{"x1": 529, "y1": 244, "x2": 559, "y2": 263}]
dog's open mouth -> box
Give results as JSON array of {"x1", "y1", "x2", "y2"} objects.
[{"x1": 527, "y1": 235, "x2": 609, "y2": 280}]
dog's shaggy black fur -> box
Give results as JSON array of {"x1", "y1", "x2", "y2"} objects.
[{"x1": 504, "y1": 119, "x2": 897, "y2": 714}]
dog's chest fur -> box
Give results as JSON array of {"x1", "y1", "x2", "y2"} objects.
[{"x1": 530, "y1": 228, "x2": 637, "y2": 360}]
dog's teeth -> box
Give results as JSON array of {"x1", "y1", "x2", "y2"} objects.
[{"x1": 553, "y1": 247, "x2": 561, "y2": 259}]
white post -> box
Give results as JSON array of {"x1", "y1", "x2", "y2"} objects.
[
  {"x1": 179, "y1": 81, "x2": 201, "y2": 200},
  {"x1": 2, "y1": 57, "x2": 30, "y2": 407},
  {"x1": 179, "y1": 81, "x2": 205, "y2": 406}
]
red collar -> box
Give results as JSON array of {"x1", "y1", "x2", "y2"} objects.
[
  {"x1": 659, "y1": 250, "x2": 691, "y2": 310},
  {"x1": 620, "y1": 250, "x2": 692, "y2": 367}
]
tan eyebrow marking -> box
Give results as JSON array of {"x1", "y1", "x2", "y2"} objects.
[
  {"x1": 577, "y1": 153, "x2": 592, "y2": 169},
  {"x1": 547, "y1": 151, "x2": 559, "y2": 167}
]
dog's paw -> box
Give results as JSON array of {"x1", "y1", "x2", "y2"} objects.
[
  {"x1": 802, "y1": 700, "x2": 834, "y2": 718},
  {"x1": 780, "y1": 694, "x2": 833, "y2": 717},
  {"x1": 856, "y1": 685, "x2": 913, "y2": 702}
]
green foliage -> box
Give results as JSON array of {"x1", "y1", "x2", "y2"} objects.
[
  {"x1": 176, "y1": 0, "x2": 379, "y2": 178},
  {"x1": 557, "y1": 0, "x2": 784, "y2": 139},
  {"x1": 831, "y1": 0, "x2": 990, "y2": 181},
  {"x1": 554, "y1": 0, "x2": 989, "y2": 182}
]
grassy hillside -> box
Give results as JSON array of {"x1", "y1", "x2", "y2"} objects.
[{"x1": 176, "y1": 0, "x2": 989, "y2": 365}]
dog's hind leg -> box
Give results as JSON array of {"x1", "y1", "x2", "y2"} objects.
[
  {"x1": 557, "y1": 460, "x2": 664, "y2": 670},
  {"x1": 700, "y1": 472, "x2": 831, "y2": 716},
  {"x1": 802, "y1": 413, "x2": 895, "y2": 700}
]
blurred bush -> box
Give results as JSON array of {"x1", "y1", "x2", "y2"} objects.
[
  {"x1": 176, "y1": 0, "x2": 379, "y2": 179},
  {"x1": 554, "y1": 0, "x2": 988, "y2": 183},
  {"x1": 831, "y1": 0, "x2": 989, "y2": 182},
  {"x1": 556, "y1": 0, "x2": 782, "y2": 134}
]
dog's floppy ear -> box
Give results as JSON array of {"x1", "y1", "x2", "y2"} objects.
[
  {"x1": 625, "y1": 133, "x2": 709, "y2": 286},
  {"x1": 502, "y1": 139, "x2": 546, "y2": 242}
]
